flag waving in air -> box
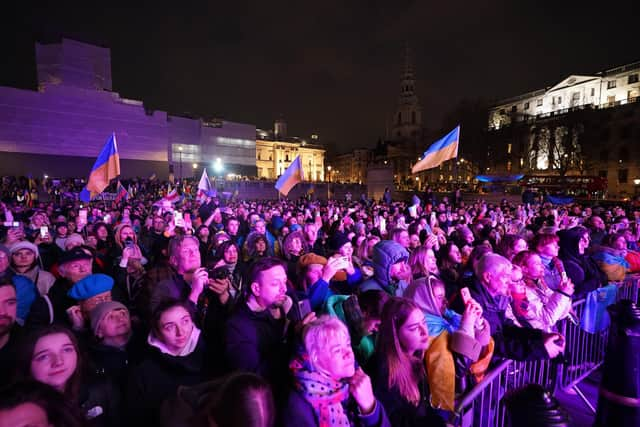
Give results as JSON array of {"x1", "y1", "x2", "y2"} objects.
[
  {"x1": 80, "y1": 133, "x2": 121, "y2": 202},
  {"x1": 114, "y1": 181, "x2": 130, "y2": 203},
  {"x1": 197, "y1": 168, "x2": 215, "y2": 202},
  {"x1": 275, "y1": 155, "x2": 304, "y2": 196},
  {"x1": 412, "y1": 125, "x2": 460, "y2": 173}
]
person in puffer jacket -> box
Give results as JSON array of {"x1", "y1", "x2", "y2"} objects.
[
  {"x1": 359, "y1": 241, "x2": 412, "y2": 297},
  {"x1": 593, "y1": 232, "x2": 630, "y2": 282}
]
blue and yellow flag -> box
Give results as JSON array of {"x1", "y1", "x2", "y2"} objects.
[
  {"x1": 275, "y1": 155, "x2": 304, "y2": 196},
  {"x1": 412, "y1": 126, "x2": 460, "y2": 173},
  {"x1": 80, "y1": 133, "x2": 121, "y2": 202}
]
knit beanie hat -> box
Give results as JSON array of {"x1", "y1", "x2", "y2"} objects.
[
  {"x1": 329, "y1": 232, "x2": 351, "y2": 252},
  {"x1": 90, "y1": 301, "x2": 128, "y2": 337},
  {"x1": 8, "y1": 241, "x2": 39, "y2": 257}
]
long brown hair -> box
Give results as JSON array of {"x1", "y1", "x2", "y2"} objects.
[
  {"x1": 14, "y1": 325, "x2": 84, "y2": 402},
  {"x1": 377, "y1": 297, "x2": 423, "y2": 406}
]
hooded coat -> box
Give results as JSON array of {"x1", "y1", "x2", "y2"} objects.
[
  {"x1": 558, "y1": 227, "x2": 607, "y2": 299},
  {"x1": 360, "y1": 241, "x2": 409, "y2": 296}
]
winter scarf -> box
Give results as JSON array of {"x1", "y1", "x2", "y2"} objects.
[{"x1": 290, "y1": 353, "x2": 352, "y2": 427}]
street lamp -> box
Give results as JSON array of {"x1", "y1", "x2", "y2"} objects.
[
  {"x1": 327, "y1": 166, "x2": 332, "y2": 182},
  {"x1": 213, "y1": 157, "x2": 224, "y2": 174},
  {"x1": 178, "y1": 146, "x2": 183, "y2": 181}
]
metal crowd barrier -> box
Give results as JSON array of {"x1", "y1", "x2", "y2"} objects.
[
  {"x1": 616, "y1": 274, "x2": 640, "y2": 304},
  {"x1": 453, "y1": 273, "x2": 640, "y2": 427},
  {"x1": 455, "y1": 357, "x2": 556, "y2": 427}
]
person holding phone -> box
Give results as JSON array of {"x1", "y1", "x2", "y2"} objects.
[
  {"x1": 283, "y1": 316, "x2": 391, "y2": 427},
  {"x1": 326, "y1": 232, "x2": 362, "y2": 295}
]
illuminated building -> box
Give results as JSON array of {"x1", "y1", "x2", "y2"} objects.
[
  {"x1": 486, "y1": 61, "x2": 640, "y2": 197},
  {"x1": 0, "y1": 38, "x2": 256, "y2": 178},
  {"x1": 256, "y1": 122, "x2": 325, "y2": 181}
]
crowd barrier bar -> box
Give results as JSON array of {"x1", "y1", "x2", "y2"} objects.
[
  {"x1": 555, "y1": 297, "x2": 607, "y2": 414},
  {"x1": 616, "y1": 274, "x2": 640, "y2": 305}
]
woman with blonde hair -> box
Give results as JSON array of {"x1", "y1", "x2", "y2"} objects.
[
  {"x1": 407, "y1": 246, "x2": 439, "y2": 281},
  {"x1": 282, "y1": 315, "x2": 390, "y2": 427}
]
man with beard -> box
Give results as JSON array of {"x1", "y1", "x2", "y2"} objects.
[
  {"x1": 150, "y1": 235, "x2": 208, "y2": 320},
  {"x1": 224, "y1": 257, "x2": 300, "y2": 397},
  {"x1": 0, "y1": 282, "x2": 19, "y2": 382}
]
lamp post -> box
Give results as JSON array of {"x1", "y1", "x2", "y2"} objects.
[
  {"x1": 178, "y1": 146, "x2": 183, "y2": 181},
  {"x1": 327, "y1": 166, "x2": 332, "y2": 200},
  {"x1": 192, "y1": 163, "x2": 198, "y2": 178}
]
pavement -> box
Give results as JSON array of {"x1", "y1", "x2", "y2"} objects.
[{"x1": 555, "y1": 370, "x2": 601, "y2": 427}]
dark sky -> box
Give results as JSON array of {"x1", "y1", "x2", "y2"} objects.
[{"x1": 4, "y1": 2, "x2": 640, "y2": 153}]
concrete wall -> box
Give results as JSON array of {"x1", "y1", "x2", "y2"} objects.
[
  {"x1": 0, "y1": 152, "x2": 169, "y2": 180},
  {"x1": 0, "y1": 85, "x2": 169, "y2": 162}
]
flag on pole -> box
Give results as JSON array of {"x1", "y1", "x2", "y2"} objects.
[
  {"x1": 79, "y1": 133, "x2": 121, "y2": 202},
  {"x1": 275, "y1": 155, "x2": 304, "y2": 196},
  {"x1": 411, "y1": 125, "x2": 460, "y2": 173},
  {"x1": 197, "y1": 168, "x2": 215, "y2": 202},
  {"x1": 165, "y1": 187, "x2": 180, "y2": 203},
  {"x1": 115, "y1": 181, "x2": 129, "y2": 203}
]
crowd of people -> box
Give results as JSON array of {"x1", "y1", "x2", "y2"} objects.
[{"x1": 1, "y1": 178, "x2": 639, "y2": 427}]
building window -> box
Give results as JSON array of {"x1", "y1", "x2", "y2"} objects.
[
  {"x1": 536, "y1": 99, "x2": 543, "y2": 107},
  {"x1": 411, "y1": 111, "x2": 416, "y2": 124},
  {"x1": 499, "y1": 109, "x2": 505, "y2": 115},
  {"x1": 507, "y1": 161, "x2": 512, "y2": 172},
  {"x1": 590, "y1": 87, "x2": 595, "y2": 97},
  {"x1": 618, "y1": 169, "x2": 628, "y2": 184},
  {"x1": 511, "y1": 105, "x2": 517, "y2": 113},
  {"x1": 628, "y1": 74, "x2": 639, "y2": 84},
  {"x1": 524, "y1": 102, "x2": 530, "y2": 110},
  {"x1": 607, "y1": 80, "x2": 617, "y2": 89},
  {"x1": 507, "y1": 143, "x2": 512, "y2": 154},
  {"x1": 557, "y1": 96, "x2": 562, "y2": 104}
]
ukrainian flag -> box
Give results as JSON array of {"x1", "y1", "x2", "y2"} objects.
[
  {"x1": 411, "y1": 125, "x2": 460, "y2": 173},
  {"x1": 275, "y1": 155, "x2": 304, "y2": 196},
  {"x1": 79, "y1": 133, "x2": 121, "y2": 202}
]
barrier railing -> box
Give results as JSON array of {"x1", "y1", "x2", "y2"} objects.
[
  {"x1": 555, "y1": 298, "x2": 608, "y2": 413},
  {"x1": 455, "y1": 356, "x2": 557, "y2": 426},
  {"x1": 616, "y1": 274, "x2": 640, "y2": 304},
  {"x1": 453, "y1": 274, "x2": 640, "y2": 427}
]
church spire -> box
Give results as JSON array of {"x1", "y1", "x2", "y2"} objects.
[{"x1": 389, "y1": 42, "x2": 422, "y2": 140}]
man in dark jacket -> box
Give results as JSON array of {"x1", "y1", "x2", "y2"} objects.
[
  {"x1": 224, "y1": 257, "x2": 296, "y2": 398},
  {"x1": 461, "y1": 253, "x2": 565, "y2": 361}
]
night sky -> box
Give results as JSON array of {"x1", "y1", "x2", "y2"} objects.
[{"x1": 3, "y1": 2, "x2": 640, "y2": 154}]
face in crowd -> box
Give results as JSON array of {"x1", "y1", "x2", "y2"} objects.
[
  {"x1": 389, "y1": 259, "x2": 411, "y2": 282},
  {"x1": 173, "y1": 238, "x2": 201, "y2": 274},
  {"x1": 226, "y1": 219, "x2": 240, "y2": 236},
  {"x1": 156, "y1": 305, "x2": 194, "y2": 355},
  {"x1": 251, "y1": 265, "x2": 288, "y2": 309},
  {"x1": 0, "y1": 285, "x2": 17, "y2": 338},
  {"x1": 30, "y1": 333, "x2": 78, "y2": 392},
  {"x1": 60, "y1": 258, "x2": 92, "y2": 284},
  {"x1": 399, "y1": 308, "x2": 430, "y2": 355}
]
